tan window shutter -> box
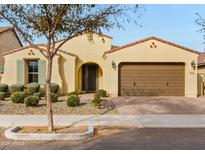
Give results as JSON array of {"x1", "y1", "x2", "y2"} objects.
[
  {"x1": 38, "y1": 60, "x2": 46, "y2": 84},
  {"x1": 17, "y1": 60, "x2": 25, "y2": 85}
]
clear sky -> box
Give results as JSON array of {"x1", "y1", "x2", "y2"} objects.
[
  {"x1": 107, "y1": 4, "x2": 205, "y2": 52},
  {"x1": 1, "y1": 4, "x2": 205, "y2": 52}
]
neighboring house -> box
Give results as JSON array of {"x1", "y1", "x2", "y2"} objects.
[
  {"x1": 0, "y1": 27, "x2": 22, "y2": 78},
  {"x1": 1, "y1": 34, "x2": 199, "y2": 97},
  {"x1": 198, "y1": 52, "x2": 205, "y2": 96}
]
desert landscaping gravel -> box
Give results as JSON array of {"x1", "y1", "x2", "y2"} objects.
[
  {"x1": 17, "y1": 126, "x2": 88, "y2": 134},
  {"x1": 0, "y1": 95, "x2": 118, "y2": 115}
]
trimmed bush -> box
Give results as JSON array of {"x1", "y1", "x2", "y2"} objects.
[
  {"x1": 11, "y1": 92, "x2": 25, "y2": 104},
  {"x1": 33, "y1": 92, "x2": 41, "y2": 100},
  {"x1": 67, "y1": 94, "x2": 80, "y2": 107},
  {"x1": 9, "y1": 84, "x2": 24, "y2": 94},
  {"x1": 24, "y1": 96, "x2": 39, "y2": 107},
  {"x1": 98, "y1": 89, "x2": 107, "y2": 97},
  {"x1": 92, "y1": 93, "x2": 101, "y2": 109},
  {"x1": 67, "y1": 90, "x2": 80, "y2": 96},
  {"x1": 51, "y1": 93, "x2": 58, "y2": 103},
  {"x1": 0, "y1": 84, "x2": 8, "y2": 92},
  {"x1": 51, "y1": 83, "x2": 59, "y2": 93},
  {"x1": 26, "y1": 83, "x2": 40, "y2": 94},
  {"x1": 0, "y1": 92, "x2": 6, "y2": 101}
]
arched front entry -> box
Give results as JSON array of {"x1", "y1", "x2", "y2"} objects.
[{"x1": 79, "y1": 63, "x2": 103, "y2": 92}]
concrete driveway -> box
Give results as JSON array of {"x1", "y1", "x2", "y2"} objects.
[{"x1": 111, "y1": 96, "x2": 205, "y2": 114}]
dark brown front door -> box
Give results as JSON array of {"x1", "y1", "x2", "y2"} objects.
[
  {"x1": 119, "y1": 63, "x2": 185, "y2": 96},
  {"x1": 82, "y1": 64, "x2": 98, "y2": 92}
]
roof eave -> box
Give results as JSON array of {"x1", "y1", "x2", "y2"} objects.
[{"x1": 104, "y1": 36, "x2": 200, "y2": 55}]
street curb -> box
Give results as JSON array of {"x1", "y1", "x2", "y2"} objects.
[{"x1": 4, "y1": 126, "x2": 94, "y2": 140}]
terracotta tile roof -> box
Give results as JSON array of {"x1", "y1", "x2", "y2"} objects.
[
  {"x1": 2, "y1": 45, "x2": 77, "y2": 57},
  {"x1": 198, "y1": 52, "x2": 205, "y2": 66},
  {"x1": 2, "y1": 31, "x2": 112, "y2": 56},
  {"x1": 111, "y1": 45, "x2": 119, "y2": 50},
  {"x1": 104, "y1": 36, "x2": 200, "y2": 55}
]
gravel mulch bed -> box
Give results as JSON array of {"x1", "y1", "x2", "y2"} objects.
[
  {"x1": 18, "y1": 126, "x2": 88, "y2": 134},
  {"x1": 0, "y1": 96, "x2": 118, "y2": 115}
]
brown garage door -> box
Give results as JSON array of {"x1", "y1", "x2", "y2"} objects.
[{"x1": 119, "y1": 63, "x2": 185, "y2": 96}]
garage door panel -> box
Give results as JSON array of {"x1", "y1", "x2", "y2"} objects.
[
  {"x1": 151, "y1": 72, "x2": 184, "y2": 76},
  {"x1": 121, "y1": 89, "x2": 155, "y2": 96},
  {"x1": 151, "y1": 76, "x2": 184, "y2": 81},
  {"x1": 119, "y1": 63, "x2": 185, "y2": 96},
  {"x1": 120, "y1": 70, "x2": 150, "y2": 76},
  {"x1": 121, "y1": 77, "x2": 151, "y2": 82}
]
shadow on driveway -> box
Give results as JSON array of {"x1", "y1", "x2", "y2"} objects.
[{"x1": 111, "y1": 96, "x2": 205, "y2": 114}]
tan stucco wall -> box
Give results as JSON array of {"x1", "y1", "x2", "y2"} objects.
[
  {"x1": 2, "y1": 35, "x2": 199, "y2": 97},
  {"x1": 2, "y1": 33, "x2": 111, "y2": 93},
  {"x1": 103, "y1": 39, "x2": 198, "y2": 97},
  {"x1": 58, "y1": 33, "x2": 112, "y2": 91},
  {"x1": 2, "y1": 48, "x2": 76, "y2": 94},
  {"x1": 198, "y1": 66, "x2": 205, "y2": 96}
]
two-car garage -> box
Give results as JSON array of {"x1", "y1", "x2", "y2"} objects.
[
  {"x1": 104, "y1": 37, "x2": 199, "y2": 97},
  {"x1": 119, "y1": 63, "x2": 185, "y2": 96}
]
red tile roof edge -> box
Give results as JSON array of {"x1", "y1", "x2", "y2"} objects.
[
  {"x1": 104, "y1": 36, "x2": 200, "y2": 55},
  {"x1": 2, "y1": 45, "x2": 77, "y2": 57}
]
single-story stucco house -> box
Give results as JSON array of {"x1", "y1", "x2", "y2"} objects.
[{"x1": 1, "y1": 33, "x2": 202, "y2": 97}]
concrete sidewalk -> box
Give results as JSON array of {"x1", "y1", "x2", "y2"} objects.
[{"x1": 1, "y1": 114, "x2": 205, "y2": 128}]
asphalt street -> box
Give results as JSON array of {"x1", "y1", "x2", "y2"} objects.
[{"x1": 1, "y1": 127, "x2": 205, "y2": 150}]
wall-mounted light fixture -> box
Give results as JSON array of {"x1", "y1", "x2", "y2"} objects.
[
  {"x1": 191, "y1": 60, "x2": 196, "y2": 69},
  {"x1": 112, "y1": 60, "x2": 117, "y2": 70}
]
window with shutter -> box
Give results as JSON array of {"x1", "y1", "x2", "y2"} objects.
[{"x1": 28, "y1": 60, "x2": 38, "y2": 83}]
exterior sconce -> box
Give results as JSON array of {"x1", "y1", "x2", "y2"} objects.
[
  {"x1": 112, "y1": 60, "x2": 117, "y2": 70},
  {"x1": 191, "y1": 60, "x2": 196, "y2": 69}
]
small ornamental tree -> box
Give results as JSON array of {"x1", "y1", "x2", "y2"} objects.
[
  {"x1": 196, "y1": 13, "x2": 205, "y2": 44},
  {"x1": 0, "y1": 4, "x2": 139, "y2": 132}
]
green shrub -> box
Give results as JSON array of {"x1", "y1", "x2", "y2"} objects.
[
  {"x1": 51, "y1": 83, "x2": 59, "y2": 93},
  {"x1": 92, "y1": 93, "x2": 101, "y2": 109},
  {"x1": 98, "y1": 89, "x2": 107, "y2": 97},
  {"x1": 0, "y1": 84, "x2": 8, "y2": 92},
  {"x1": 51, "y1": 93, "x2": 58, "y2": 103},
  {"x1": 9, "y1": 84, "x2": 24, "y2": 94},
  {"x1": 24, "y1": 96, "x2": 39, "y2": 107},
  {"x1": 0, "y1": 92, "x2": 6, "y2": 100},
  {"x1": 67, "y1": 90, "x2": 80, "y2": 96},
  {"x1": 33, "y1": 92, "x2": 41, "y2": 100},
  {"x1": 26, "y1": 83, "x2": 40, "y2": 94},
  {"x1": 67, "y1": 94, "x2": 80, "y2": 107},
  {"x1": 11, "y1": 92, "x2": 25, "y2": 104}
]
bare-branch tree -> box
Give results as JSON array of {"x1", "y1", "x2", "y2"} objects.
[
  {"x1": 0, "y1": 4, "x2": 140, "y2": 132},
  {"x1": 196, "y1": 13, "x2": 205, "y2": 45}
]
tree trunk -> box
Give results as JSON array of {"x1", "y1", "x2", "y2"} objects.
[{"x1": 46, "y1": 58, "x2": 54, "y2": 132}]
